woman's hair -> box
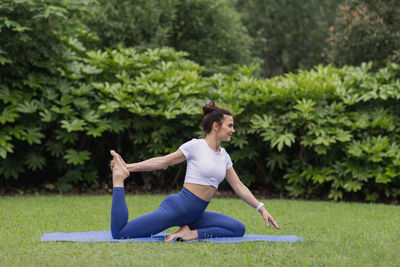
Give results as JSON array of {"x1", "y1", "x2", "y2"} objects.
[{"x1": 202, "y1": 102, "x2": 232, "y2": 134}]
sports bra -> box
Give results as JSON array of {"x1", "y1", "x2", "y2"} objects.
[{"x1": 179, "y1": 138, "x2": 233, "y2": 189}]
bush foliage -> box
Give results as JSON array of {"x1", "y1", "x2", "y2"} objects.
[
  {"x1": 1, "y1": 0, "x2": 399, "y2": 202},
  {"x1": 2, "y1": 40, "x2": 400, "y2": 201}
]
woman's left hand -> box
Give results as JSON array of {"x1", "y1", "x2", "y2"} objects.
[
  {"x1": 110, "y1": 152, "x2": 128, "y2": 171},
  {"x1": 260, "y1": 208, "x2": 281, "y2": 229}
]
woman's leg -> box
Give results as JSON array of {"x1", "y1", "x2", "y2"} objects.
[
  {"x1": 110, "y1": 150, "x2": 131, "y2": 237},
  {"x1": 166, "y1": 211, "x2": 246, "y2": 241},
  {"x1": 110, "y1": 150, "x2": 177, "y2": 239},
  {"x1": 188, "y1": 211, "x2": 246, "y2": 239},
  {"x1": 111, "y1": 187, "x2": 178, "y2": 239},
  {"x1": 110, "y1": 187, "x2": 129, "y2": 237}
]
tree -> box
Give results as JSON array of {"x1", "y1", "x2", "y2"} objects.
[
  {"x1": 81, "y1": 0, "x2": 254, "y2": 74},
  {"x1": 236, "y1": 0, "x2": 342, "y2": 77},
  {"x1": 326, "y1": 0, "x2": 400, "y2": 68},
  {"x1": 0, "y1": 0, "x2": 90, "y2": 77}
]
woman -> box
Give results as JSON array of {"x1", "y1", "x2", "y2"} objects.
[{"x1": 110, "y1": 102, "x2": 280, "y2": 241}]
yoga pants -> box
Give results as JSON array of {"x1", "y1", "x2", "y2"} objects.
[{"x1": 111, "y1": 187, "x2": 245, "y2": 239}]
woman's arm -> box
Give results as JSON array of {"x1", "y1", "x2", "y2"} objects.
[
  {"x1": 126, "y1": 149, "x2": 186, "y2": 172},
  {"x1": 113, "y1": 150, "x2": 186, "y2": 172},
  {"x1": 225, "y1": 167, "x2": 281, "y2": 229}
]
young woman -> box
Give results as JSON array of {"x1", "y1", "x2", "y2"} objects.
[{"x1": 110, "y1": 102, "x2": 280, "y2": 241}]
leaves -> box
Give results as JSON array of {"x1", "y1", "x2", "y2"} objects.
[
  {"x1": 293, "y1": 98, "x2": 315, "y2": 118},
  {"x1": 63, "y1": 149, "x2": 91, "y2": 165},
  {"x1": 0, "y1": 157, "x2": 24, "y2": 179},
  {"x1": 25, "y1": 152, "x2": 46, "y2": 171},
  {"x1": 0, "y1": 106, "x2": 19, "y2": 124},
  {"x1": 0, "y1": 131, "x2": 13, "y2": 159},
  {"x1": 250, "y1": 114, "x2": 274, "y2": 129},
  {"x1": 56, "y1": 131, "x2": 79, "y2": 144},
  {"x1": 21, "y1": 128, "x2": 45, "y2": 145},
  {"x1": 39, "y1": 109, "x2": 55, "y2": 122},
  {"x1": 271, "y1": 132, "x2": 296, "y2": 152},
  {"x1": 61, "y1": 119, "x2": 87, "y2": 132},
  {"x1": 16, "y1": 100, "x2": 40, "y2": 114},
  {"x1": 266, "y1": 153, "x2": 289, "y2": 171},
  {"x1": 45, "y1": 141, "x2": 64, "y2": 157}
]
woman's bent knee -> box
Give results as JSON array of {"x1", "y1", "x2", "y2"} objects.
[
  {"x1": 112, "y1": 231, "x2": 135, "y2": 239},
  {"x1": 111, "y1": 233, "x2": 120, "y2": 239},
  {"x1": 111, "y1": 228, "x2": 131, "y2": 239},
  {"x1": 233, "y1": 221, "x2": 246, "y2": 237},
  {"x1": 111, "y1": 230, "x2": 122, "y2": 239}
]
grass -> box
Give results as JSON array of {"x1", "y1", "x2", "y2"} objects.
[{"x1": 0, "y1": 193, "x2": 399, "y2": 267}]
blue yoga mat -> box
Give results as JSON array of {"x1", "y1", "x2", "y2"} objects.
[{"x1": 40, "y1": 231, "x2": 303, "y2": 243}]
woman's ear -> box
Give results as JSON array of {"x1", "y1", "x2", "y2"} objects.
[{"x1": 212, "y1": 121, "x2": 220, "y2": 132}]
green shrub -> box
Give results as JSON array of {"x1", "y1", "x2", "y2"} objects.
[
  {"x1": 1, "y1": 1, "x2": 399, "y2": 201},
  {"x1": 0, "y1": 0, "x2": 96, "y2": 191},
  {"x1": 204, "y1": 63, "x2": 400, "y2": 202}
]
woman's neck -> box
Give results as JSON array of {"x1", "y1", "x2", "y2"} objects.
[{"x1": 204, "y1": 134, "x2": 221, "y2": 152}]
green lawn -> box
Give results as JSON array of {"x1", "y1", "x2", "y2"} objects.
[{"x1": 0, "y1": 194, "x2": 399, "y2": 266}]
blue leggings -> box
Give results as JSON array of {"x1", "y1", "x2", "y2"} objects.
[{"x1": 111, "y1": 187, "x2": 245, "y2": 239}]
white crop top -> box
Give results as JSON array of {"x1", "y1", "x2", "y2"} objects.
[{"x1": 179, "y1": 138, "x2": 233, "y2": 189}]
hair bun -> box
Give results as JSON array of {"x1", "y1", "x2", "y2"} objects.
[{"x1": 203, "y1": 101, "x2": 218, "y2": 115}]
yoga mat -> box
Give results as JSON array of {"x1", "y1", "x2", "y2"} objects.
[{"x1": 41, "y1": 231, "x2": 303, "y2": 243}]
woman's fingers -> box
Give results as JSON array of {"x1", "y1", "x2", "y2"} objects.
[
  {"x1": 110, "y1": 160, "x2": 115, "y2": 170},
  {"x1": 118, "y1": 155, "x2": 127, "y2": 167},
  {"x1": 268, "y1": 217, "x2": 281, "y2": 229},
  {"x1": 263, "y1": 213, "x2": 281, "y2": 229}
]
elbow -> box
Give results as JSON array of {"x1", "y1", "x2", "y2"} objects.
[{"x1": 159, "y1": 157, "x2": 169, "y2": 169}]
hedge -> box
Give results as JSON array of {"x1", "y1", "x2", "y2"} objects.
[
  {"x1": 1, "y1": 42, "x2": 400, "y2": 201},
  {"x1": 1, "y1": 1, "x2": 399, "y2": 201}
]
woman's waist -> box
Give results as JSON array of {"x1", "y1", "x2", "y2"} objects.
[{"x1": 183, "y1": 182, "x2": 217, "y2": 202}]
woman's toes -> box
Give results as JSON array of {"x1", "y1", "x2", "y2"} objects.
[
  {"x1": 164, "y1": 225, "x2": 196, "y2": 242},
  {"x1": 110, "y1": 150, "x2": 129, "y2": 179},
  {"x1": 165, "y1": 235, "x2": 174, "y2": 242}
]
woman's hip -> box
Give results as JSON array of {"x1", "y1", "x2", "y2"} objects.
[{"x1": 159, "y1": 187, "x2": 209, "y2": 223}]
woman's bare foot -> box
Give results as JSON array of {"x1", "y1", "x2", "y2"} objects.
[
  {"x1": 165, "y1": 225, "x2": 198, "y2": 242},
  {"x1": 110, "y1": 150, "x2": 130, "y2": 187},
  {"x1": 110, "y1": 154, "x2": 128, "y2": 171}
]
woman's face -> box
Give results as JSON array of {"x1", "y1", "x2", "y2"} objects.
[{"x1": 216, "y1": 115, "x2": 235, "y2": 142}]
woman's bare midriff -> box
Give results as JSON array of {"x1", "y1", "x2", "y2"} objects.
[{"x1": 183, "y1": 183, "x2": 217, "y2": 202}]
